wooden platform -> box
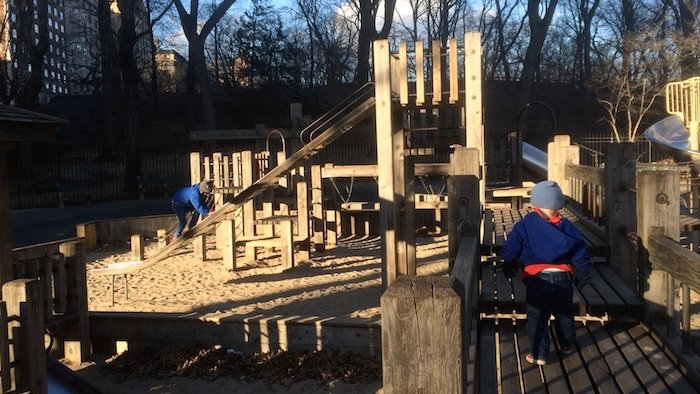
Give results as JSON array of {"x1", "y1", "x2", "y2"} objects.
[{"x1": 474, "y1": 320, "x2": 697, "y2": 393}]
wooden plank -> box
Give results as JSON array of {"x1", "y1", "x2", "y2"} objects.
[
  {"x1": 565, "y1": 163, "x2": 605, "y2": 186},
  {"x1": 498, "y1": 319, "x2": 520, "y2": 393},
  {"x1": 478, "y1": 320, "x2": 498, "y2": 394},
  {"x1": 495, "y1": 263, "x2": 514, "y2": 313},
  {"x1": 431, "y1": 40, "x2": 441, "y2": 105},
  {"x1": 374, "y1": 39, "x2": 398, "y2": 287},
  {"x1": 416, "y1": 41, "x2": 425, "y2": 106},
  {"x1": 589, "y1": 265, "x2": 625, "y2": 316},
  {"x1": 311, "y1": 165, "x2": 325, "y2": 253},
  {"x1": 589, "y1": 323, "x2": 643, "y2": 393},
  {"x1": 52, "y1": 252, "x2": 67, "y2": 314},
  {"x1": 608, "y1": 324, "x2": 668, "y2": 392},
  {"x1": 399, "y1": 42, "x2": 408, "y2": 106},
  {"x1": 627, "y1": 325, "x2": 696, "y2": 392},
  {"x1": 575, "y1": 324, "x2": 620, "y2": 393},
  {"x1": 480, "y1": 263, "x2": 496, "y2": 313},
  {"x1": 481, "y1": 209, "x2": 494, "y2": 255},
  {"x1": 511, "y1": 277, "x2": 527, "y2": 314},
  {"x1": 553, "y1": 324, "x2": 587, "y2": 391},
  {"x1": 595, "y1": 265, "x2": 643, "y2": 318},
  {"x1": 516, "y1": 322, "x2": 545, "y2": 393},
  {"x1": 539, "y1": 326, "x2": 570, "y2": 391},
  {"x1": 449, "y1": 38, "x2": 458, "y2": 103}
]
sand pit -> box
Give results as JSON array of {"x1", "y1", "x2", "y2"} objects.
[{"x1": 71, "y1": 234, "x2": 450, "y2": 393}]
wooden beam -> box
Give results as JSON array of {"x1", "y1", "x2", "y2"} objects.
[
  {"x1": 416, "y1": 41, "x2": 425, "y2": 106},
  {"x1": 432, "y1": 40, "x2": 441, "y2": 105},
  {"x1": 374, "y1": 39, "x2": 398, "y2": 288},
  {"x1": 464, "y1": 32, "x2": 484, "y2": 204}
]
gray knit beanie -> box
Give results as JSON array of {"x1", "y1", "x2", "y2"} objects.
[{"x1": 530, "y1": 180, "x2": 564, "y2": 210}]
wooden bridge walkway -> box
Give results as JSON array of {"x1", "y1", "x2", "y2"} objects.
[{"x1": 473, "y1": 206, "x2": 699, "y2": 393}]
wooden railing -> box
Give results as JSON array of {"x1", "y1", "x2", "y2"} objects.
[
  {"x1": 10, "y1": 239, "x2": 91, "y2": 365},
  {"x1": 0, "y1": 279, "x2": 46, "y2": 393}
]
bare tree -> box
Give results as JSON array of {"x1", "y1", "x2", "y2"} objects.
[
  {"x1": 9, "y1": 0, "x2": 49, "y2": 108},
  {"x1": 519, "y1": 0, "x2": 560, "y2": 107},
  {"x1": 173, "y1": 0, "x2": 238, "y2": 130}
]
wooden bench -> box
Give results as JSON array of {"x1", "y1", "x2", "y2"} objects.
[{"x1": 90, "y1": 261, "x2": 142, "y2": 306}]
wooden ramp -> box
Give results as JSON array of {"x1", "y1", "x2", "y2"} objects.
[
  {"x1": 93, "y1": 84, "x2": 376, "y2": 276},
  {"x1": 475, "y1": 320, "x2": 697, "y2": 393}
]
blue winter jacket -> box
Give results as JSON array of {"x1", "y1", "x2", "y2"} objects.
[
  {"x1": 501, "y1": 211, "x2": 590, "y2": 273},
  {"x1": 171, "y1": 184, "x2": 209, "y2": 217}
]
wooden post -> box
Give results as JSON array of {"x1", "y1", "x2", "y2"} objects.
[
  {"x1": 3, "y1": 279, "x2": 46, "y2": 394},
  {"x1": 431, "y1": 39, "x2": 441, "y2": 105},
  {"x1": 449, "y1": 38, "x2": 458, "y2": 104},
  {"x1": 464, "y1": 32, "x2": 484, "y2": 206},
  {"x1": 311, "y1": 165, "x2": 325, "y2": 252},
  {"x1": 547, "y1": 135, "x2": 579, "y2": 195},
  {"x1": 222, "y1": 219, "x2": 236, "y2": 270},
  {"x1": 637, "y1": 167, "x2": 681, "y2": 319},
  {"x1": 242, "y1": 151, "x2": 255, "y2": 239},
  {"x1": 193, "y1": 234, "x2": 206, "y2": 261},
  {"x1": 280, "y1": 219, "x2": 295, "y2": 270},
  {"x1": 75, "y1": 222, "x2": 97, "y2": 250},
  {"x1": 59, "y1": 241, "x2": 90, "y2": 363},
  {"x1": 131, "y1": 234, "x2": 145, "y2": 261},
  {"x1": 213, "y1": 152, "x2": 223, "y2": 208},
  {"x1": 381, "y1": 276, "x2": 462, "y2": 393},
  {"x1": 374, "y1": 39, "x2": 399, "y2": 288},
  {"x1": 157, "y1": 229, "x2": 168, "y2": 249},
  {"x1": 604, "y1": 143, "x2": 638, "y2": 292},
  {"x1": 52, "y1": 252, "x2": 67, "y2": 314},
  {"x1": 448, "y1": 147, "x2": 481, "y2": 270},
  {"x1": 295, "y1": 170, "x2": 310, "y2": 261},
  {"x1": 394, "y1": 108, "x2": 415, "y2": 276},
  {"x1": 190, "y1": 152, "x2": 201, "y2": 185},
  {"x1": 0, "y1": 150, "x2": 10, "y2": 287},
  {"x1": 416, "y1": 41, "x2": 425, "y2": 106}
]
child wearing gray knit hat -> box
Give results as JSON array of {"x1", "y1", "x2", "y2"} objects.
[{"x1": 501, "y1": 180, "x2": 591, "y2": 366}]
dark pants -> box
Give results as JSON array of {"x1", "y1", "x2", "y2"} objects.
[
  {"x1": 524, "y1": 271, "x2": 575, "y2": 359},
  {"x1": 171, "y1": 202, "x2": 199, "y2": 237}
]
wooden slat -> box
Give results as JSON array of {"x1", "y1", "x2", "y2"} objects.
[
  {"x1": 608, "y1": 324, "x2": 668, "y2": 392},
  {"x1": 596, "y1": 265, "x2": 643, "y2": 318},
  {"x1": 516, "y1": 323, "x2": 545, "y2": 393},
  {"x1": 627, "y1": 325, "x2": 696, "y2": 392},
  {"x1": 554, "y1": 325, "x2": 587, "y2": 390},
  {"x1": 481, "y1": 209, "x2": 494, "y2": 255},
  {"x1": 449, "y1": 38, "x2": 458, "y2": 103},
  {"x1": 589, "y1": 266, "x2": 625, "y2": 316},
  {"x1": 576, "y1": 324, "x2": 620, "y2": 393},
  {"x1": 399, "y1": 42, "x2": 408, "y2": 106},
  {"x1": 480, "y1": 264, "x2": 496, "y2": 312},
  {"x1": 539, "y1": 326, "x2": 570, "y2": 390},
  {"x1": 416, "y1": 41, "x2": 425, "y2": 106},
  {"x1": 498, "y1": 319, "x2": 520, "y2": 392},
  {"x1": 478, "y1": 320, "x2": 498, "y2": 394},
  {"x1": 589, "y1": 323, "x2": 643, "y2": 392},
  {"x1": 431, "y1": 40, "x2": 441, "y2": 105}
]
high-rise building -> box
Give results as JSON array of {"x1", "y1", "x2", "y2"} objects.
[{"x1": 1, "y1": 0, "x2": 153, "y2": 102}]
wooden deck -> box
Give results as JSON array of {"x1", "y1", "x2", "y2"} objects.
[
  {"x1": 474, "y1": 320, "x2": 697, "y2": 393},
  {"x1": 474, "y1": 207, "x2": 698, "y2": 393}
]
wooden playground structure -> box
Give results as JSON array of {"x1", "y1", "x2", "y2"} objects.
[{"x1": 6, "y1": 35, "x2": 700, "y2": 393}]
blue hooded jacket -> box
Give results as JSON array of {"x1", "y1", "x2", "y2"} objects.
[
  {"x1": 171, "y1": 184, "x2": 209, "y2": 217},
  {"x1": 502, "y1": 211, "x2": 590, "y2": 273}
]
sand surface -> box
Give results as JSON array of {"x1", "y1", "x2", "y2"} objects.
[{"x1": 69, "y1": 234, "x2": 450, "y2": 393}]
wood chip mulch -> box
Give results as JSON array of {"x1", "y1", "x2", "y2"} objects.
[{"x1": 103, "y1": 343, "x2": 382, "y2": 385}]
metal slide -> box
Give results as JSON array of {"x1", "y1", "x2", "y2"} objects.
[{"x1": 94, "y1": 83, "x2": 376, "y2": 276}]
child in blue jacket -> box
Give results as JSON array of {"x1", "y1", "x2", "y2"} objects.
[
  {"x1": 501, "y1": 180, "x2": 591, "y2": 366},
  {"x1": 171, "y1": 180, "x2": 214, "y2": 237}
]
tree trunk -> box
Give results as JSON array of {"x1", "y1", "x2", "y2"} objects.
[{"x1": 519, "y1": 0, "x2": 559, "y2": 108}]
